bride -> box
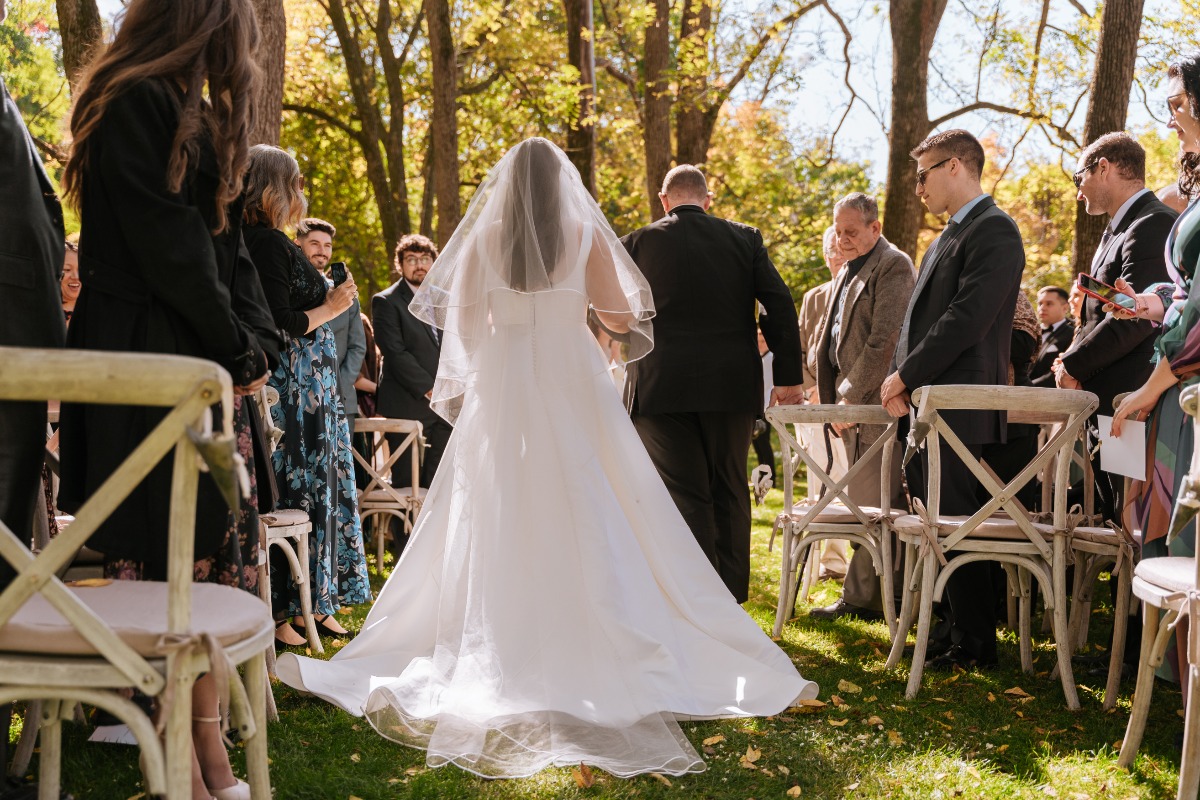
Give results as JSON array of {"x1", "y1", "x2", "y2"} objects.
[{"x1": 276, "y1": 138, "x2": 817, "y2": 778}]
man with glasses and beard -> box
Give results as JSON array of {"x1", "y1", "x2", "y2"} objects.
[{"x1": 373, "y1": 235, "x2": 452, "y2": 500}]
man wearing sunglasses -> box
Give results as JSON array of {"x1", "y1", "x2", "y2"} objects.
[
  {"x1": 882, "y1": 129, "x2": 1025, "y2": 671},
  {"x1": 1055, "y1": 133, "x2": 1176, "y2": 527}
]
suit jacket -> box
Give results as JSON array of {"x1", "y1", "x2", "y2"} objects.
[
  {"x1": 1059, "y1": 191, "x2": 1177, "y2": 416},
  {"x1": 0, "y1": 74, "x2": 66, "y2": 350},
  {"x1": 327, "y1": 297, "x2": 366, "y2": 414},
  {"x1": 816, "y1": 236, "x2": 915, "y2": 406},
  {"x1": 619, "y1": 205, "x2": 802, "y2": 415},
  {"x1": 894, "y1": 196, "x2": 1025, "y2": 445},
  {"x1": 372, "y1": 279, "x2": 442, "y2": 426},
  {"x1": 798, "y1": 281, "x2": 832, "y2": 391},
  {"x1": 1029, "y1": 319, "x2": 1075, "y2": 387}
]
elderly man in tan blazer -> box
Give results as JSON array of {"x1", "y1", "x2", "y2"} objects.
[
  {"x1": 795, "y1": 227, "x2": 850, "y2": 579},
  {"x1": 809, "y1": 193, "x2": 915, "y2": 620}
]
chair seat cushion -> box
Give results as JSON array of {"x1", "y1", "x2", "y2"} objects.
[
  {"x1": 893, "y1": 515, "x2": 1124, "y2": 545},
  {"x1": 361, "y1": 487, "x2": 427, "y2": 504},
  {"x1": 261, "y1": 509, "x2": 310, "y2": 527},
  {"x1": 0, "y1": 582, "x2": 272, "y2": 657},
  {"x1": 1134, "y1": 557, "x2": 1196, "y2": 594},
  {"x1": 791, "y1": 504, "x2": 897, "y2": 525}
]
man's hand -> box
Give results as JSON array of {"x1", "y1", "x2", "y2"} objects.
[
  {"x1": 884, "y1": 391, "x2": 910, "y2": 418},
  {"x1": 802, "y1": 386, "x2": 819, "y2": 404},
  {"x1": 831, "y1": 397, "x2": 856, "y2": 434},
  {"x1": 1055, "y1": 363, "x2": 1081, "y2": 390},
  {"x1": 880, "y1": 371, "x2": 906, "y2": 404},
  {"x1": 771, "y1": 384, "x2": 806, "y2": 406}
]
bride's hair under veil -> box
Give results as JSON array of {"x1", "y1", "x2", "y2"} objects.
[{"x1": 409, "y1": 137, "x2": 655, "y2": 423}]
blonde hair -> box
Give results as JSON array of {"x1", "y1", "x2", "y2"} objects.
[{"x1": 243, "y1": 144, "x2": 307, "y2": 230}]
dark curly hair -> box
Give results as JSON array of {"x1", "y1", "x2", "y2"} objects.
[{"x1": 1168, "y1": 51, "x2": 1200, "y2": 199}]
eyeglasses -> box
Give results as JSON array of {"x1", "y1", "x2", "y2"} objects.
[
  {"x1": 402, "y1": 254, "x2": 434, "y2": 266},
  {"x1": 1072, "y1": 160, "x2": 1099, "y2": 188},
  {"x1": 1167, "y1": 92, "x2": 1188, "y2": 119},
  {"x1": 915, "y1": 157, "x2": 952, "y2": 187}
]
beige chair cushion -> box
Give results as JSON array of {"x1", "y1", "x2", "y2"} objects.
[
  {"x1": 792, "y1": 503, "x2": 897, "y2": 525},
  {"x1": 1134, "y1": 557, "x2": 1197, "y2": 594},
  {"x1": 361, "y1": 487, "x2": 427, "y2": 504},
  {"x1": 261, "y1": 509, "x2": 310, "y2": 527},
  {"x1": 893, "y1": 515, "x2": 1123, "y2": 546},
  {"x1": 0, "y1": 582, "x2": 272, "y2": 657}
]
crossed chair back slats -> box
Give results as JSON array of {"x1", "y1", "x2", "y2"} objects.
[
  {"x1": 352, "y1": 418, "x2": 423, "y2": 504},
  {"x1": 0, "y1": 347, "x2": 237, "y2": 693}
]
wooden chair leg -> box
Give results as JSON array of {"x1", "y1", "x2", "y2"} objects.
[
  {"x1": 292, "y1": 535, "x2": 322, "y2": 654},
  {"x1": 904, "y1": 554, "x2": 938, "y2": 700},
  {"x1": 1103, "y1": 564, "x2": 1132, "y2": 711},
  {"x1": 772, "y1": 525, "x2": 797, "y2": 638},
  {"x1": 886, "y1": 541, "x2": 919, "y2": 670},
  {"x1": 796, "y1": 537, "x2": 818, "y2": 606},
  {"x1": 1052, "y1": 541, "x2": 1081, "y2": 710},
  {"x1": 10, "y1": 700, "x2": 39, "y2": 778},
  {"x1": 35, "y1": 700, "x2": 61, "y2": 800},
  {"x1": 1003, "y1": 564, "x2": 1019, "y2": 631},
  {"x1": 880, "y1": 528, "x2": 897, "y2": 639},
  {"x1": 165, "y1": 670, "x2": 194, "y2": 800},
  {"x1": 1178, "y1": 640, "x2": 1200, "y2": 800},
  {"x1": 243, "y1": 653, "x2": 273, "y2": 799},
  {"x1": 1120, "y1": 602, "x2": 1164, "y2": 768},
  {"x1": 1018, "y1": 567, "x2": 1034, "y2": 675}
]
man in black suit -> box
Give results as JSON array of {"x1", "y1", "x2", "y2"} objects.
[
  {"x1": 881, "y1": 129, "x2": 1025, "y2": 670},
  {"x1": 372, "y1": 234, "x2": 452, "y2": 489},
  {"x1": 620, "y1": 165, "x2": 805, "y2": 603},
  {"x1": 1031, "y1": 286, "x2": 1074, "y2": 386},
  {"x1": 0, "y1": 1, "x2": 68, "y2": 791},
  {"x1": 1055, "y1": 132, "x2": 1177, "y2": 523}
]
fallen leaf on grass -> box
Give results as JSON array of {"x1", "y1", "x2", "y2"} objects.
[
  {"x1": 349, "y1": 753, "x2": 361, "y2": 763},
  {"x1": 125, "y1": 794, "x2": 146, "y2": 800},
  {"x1": 648, "y1": 773, "x2": 672, "y2": 787},
  {"x1": 573, "y1": 764, "x2": 596, "y2": 788},
  {"x1": 996, "y1": 744, "x2": 1009, "y2": 754},
  {"x1": 837, "y1": 679, "x2": 862, "y2": 694},
  {"x1": 778, "y1": 765, "x2": 790, "y2": 776},
  {"x1": 702, "y1": 746, "x2": 716, "y2": 756},
  {"x1": 846, "y1": 783, "x2": 860, "y2": 791},
  {"x1": 828, "y1": 718, "x2": 849, "y2": 727},
  {"x1": 787, "y1": 786, "x2": 803, "y2": 797},
  {"x1": 387, "y1": 778, "x2": 401, "y2": 785},
  {"x1": 987, "y1": 692, "x2": 996, "y2": 702},
  {"x1": 349, "y1": 796, "x2": 364, "y2": 800},
  {"x1": 866, "y1": 716, "x2": 884, "y2": 726},
  {"x1": 940, "y1": 672, "x2": 961, "y2": 685},
  {"x1": 404, "y1": 767, "x2": 422, "y2": 776},
  {"x1": 887, "y1": 730, "x2": 904, "y2": 745},
  {"x1": 864, "y1": 695, "x2": 877, "y2": 703},
  {"x1": 791, "y1": 699, "x2": 827, "y2": 714},
  {"x1": 760, "y1": 768, "x2": 775, "y2": 777},
  {"x1": 1004, "y1": 686, "x2": 1033, "y2": 699},
  {"x1": 337, "y1": 606, "x2": 352, "y2": 614},
  {"x1": 703, "y1": 734, "x2": 725, "y2": 746},
  {"x1": 738, "y1": 745, "x2": 763, "y2": 768},
  {"x1": 1041, "y1": 787, "x2": 1058, "y2": 797}
]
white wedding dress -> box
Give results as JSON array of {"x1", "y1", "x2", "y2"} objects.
[{"x1": 277, "y1": 145, "x2": 816, "y2": 779}]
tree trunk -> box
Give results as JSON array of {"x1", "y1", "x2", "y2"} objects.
[
  {"x1": 420, "y1": 134, "x2": 436, "y2": 239},
  {"x1": 248, "y1": 0, "x2": 286, "y2": 145},
  {"x1": 882, "y1": 0, "x2": 947, "y2": 261},
  {"x1": 641, "y1": 0, "x2": 672, "y2": 220},
  {"x1": 1070, "y1": 0, "x2": 1146, "y2": 275},
  {"x1": 563, "y1": 0, "x2": 596, "y2": 196},
  {"x1": 426, "y1": 0, "x2": 460, "y2": 246},
  {"x1": 674, "y1": 0, "x2": 712, "y2": 167},
  {"x1": 55, "y1": 0, "x2": 102, "y2": 93}
]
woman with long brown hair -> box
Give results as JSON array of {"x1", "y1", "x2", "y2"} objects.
[{"x1": 57, "y1": 1, "x2": 281, "y2": 797}]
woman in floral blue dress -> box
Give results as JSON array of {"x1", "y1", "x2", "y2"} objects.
[{"x1": 241, "y1": 145, "x2": 371, "y2": 646}]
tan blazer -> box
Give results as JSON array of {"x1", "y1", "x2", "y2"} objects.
[
  {"x1": 815, "y1": 236, "x2": 915, "y2": 438},
  {"x1": 798, "y1": 280, "x2": 833, "y2": 390}
]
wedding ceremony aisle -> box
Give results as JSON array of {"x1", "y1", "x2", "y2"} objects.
[{"x1": 32, "y1": 484, "x2": 1181, "y2": 800}]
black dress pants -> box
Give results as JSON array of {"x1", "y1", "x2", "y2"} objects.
[{"x1": 632, "y1": 410, "x2": 755, "y2": 603}]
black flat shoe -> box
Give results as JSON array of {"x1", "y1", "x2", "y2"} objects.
[
  {"x1": 293, "y1": 614, "x2": 352, "y2": 639},
  {"x1": 274, "y1": 620, "x2": 306, "y2": 651},
  {"x1": 808, "y1": 599, "x2": 883, "y2": 622},
  {"x1": 924, "y1": 643, "x2": 997, "y2": 672}
]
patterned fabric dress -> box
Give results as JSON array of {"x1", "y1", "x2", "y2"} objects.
[
  {"x1": 269, "y1": 314, "x2": 371, "y2": 616},
  {"x1": 1130, "y1": 198, "x2": 1200, "y2": 680}
]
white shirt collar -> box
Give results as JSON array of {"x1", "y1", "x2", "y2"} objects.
[
  {"x1": 950, "y1": 194, "x2": 989, "y2": 225},
  {"x1": 1109, "y1": 188, "x2": 1151, "y2": 232}
]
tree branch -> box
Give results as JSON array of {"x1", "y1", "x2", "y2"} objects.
[
  {"x1": 32, "y1": 135, "x2": 69, "y2": 165},
  {"x1": 929, "y1": 101, "x2": 1079, "y2": 148},
  {"x1": 706, "y1": 0, "x2": 823, "y2": 112},
  {"x1": 282, "y1": 101, "x2": 368, "y2": 147},
  {"x1": 460, "y1": 68, "x2": 504, "y2": 96}
]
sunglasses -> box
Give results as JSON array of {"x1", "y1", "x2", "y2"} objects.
[
  {"x1": 1072, "y1": 160, "x2": 1099, "y2": 188},
  {"x1": 915, "y1": 157, "x2": 952, "y2": 187}
]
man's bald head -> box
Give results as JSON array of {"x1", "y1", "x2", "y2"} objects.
[{"x1": 659, "y1": 165, "x2": 713, "y2": 212}]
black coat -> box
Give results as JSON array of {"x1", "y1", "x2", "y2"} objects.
[
  {"x1": 618, "y1": 205, "x2": 803, "y2": 415},
  {"x1": 0, "y1": 74, "x2": 66, "y2": 350},
  {"x1": 59, "y1": 79, "x2": 278, "y2": 573},
  {"x1": 1060, "y1": 192, "x2": 1177, "y2": 417},
  {"x1": 1029, "y1": 319, "x2": 1075, "y2": 387},
  {"x1": 895, "y1": 196, "x2": 1025, "y2": 445},
  {"x1": 372, "y1": 279, "x2": 442, "y2": 426}
]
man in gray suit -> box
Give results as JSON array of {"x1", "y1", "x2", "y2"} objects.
[
  {"x1": 809, "y1": 193, "x2": 915, "y2": 621},
  {"x1": 1, "y1": 0, "x2": 67, "y2": 790},
  {"x1": 295, "y1": 218, "x2": 366, "y2": 423}
]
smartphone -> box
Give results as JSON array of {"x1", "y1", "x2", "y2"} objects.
[
  {"x1": 1077, "y1": 273, "x2": 1135, "y2": 310},
  {"x1": 330, "y1": 261, "x2": 348, "y2": 287}
]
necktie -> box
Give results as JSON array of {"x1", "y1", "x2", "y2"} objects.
[
  {"x1": 1091, "y1": 225, "x2": 1114, "y2": 269},
  {"x1": 895, "y1": 220, "x2": 958, "y2": 366}
]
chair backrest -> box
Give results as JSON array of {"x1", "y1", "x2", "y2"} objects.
[
  {"x1": 0, "y1": 346, "x2": 236, "y2": 693},
  {"x1": 765, "y1": 404, "x2": 900, "y2": 529},
  {"x1": 908, "y1": 384, "x2": 1098, "y2": 557},
  {"x1": 1175, "y1": 385, "x2": 1200, "y2": 590},
  {"x1": 351, "y1": 417, "x2": 423, "y2": 503}
]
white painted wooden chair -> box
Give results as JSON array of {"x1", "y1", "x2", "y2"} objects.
[
  {"x1": 252, "y1": 386, "x2": 322, "y2": 656},
  {"x1": 884, "y1": 385, "x2": 1106, "y2": 710},
  {"x1": 1119, "y1": 383, "x2": 1200, "y2": 799},
  {"x1": 352, "y1": 417, "x2": 425, "y2": 565},
  {"x1": 764, "y1": 404, "x2": 901, "y2": 638},
  {"x1": 0, "y1": 347, "x2": 273, "y2": 799}
]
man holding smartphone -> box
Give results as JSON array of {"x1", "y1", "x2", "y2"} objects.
[
  {"x1": 1055, "y1": 133, "x2": 1177, "y2": 524},
  {"x1": 296, "y1": 218, "x2": 367, "y2": 425}
]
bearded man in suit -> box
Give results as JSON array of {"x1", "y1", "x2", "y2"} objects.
[
  {"x1": 373, "y1": 234, "x2": 452, "y2": 490},
  {"x1": 1055, "y1": 132, "x2": 1177, "y2": 524},
  {"x1": 621, "y1": 165, "x2": 805, "y2": 603},
  {"x1": 882, "y1": 129, "x2": 1025, "y2": 670},
  {"x1": 808, "y1": 192, "x2": 915, "y2": 621}
]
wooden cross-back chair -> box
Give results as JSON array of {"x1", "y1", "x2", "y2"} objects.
[
  {"x1": 0, "y1": 347, "x2": 273, "y2": 799},
  {"x1": 764, "y1": 404, "x2": 901, "y2": 638},
  {"x1": 352, "y1": 417, "x2": 425, "y2": 565},
  {"x1": 1119, "y1": 384, "x2": 1200, "y2": 799},
  {"x1": 883, "y1": 385, "x2": 1131, "y2": 710}
]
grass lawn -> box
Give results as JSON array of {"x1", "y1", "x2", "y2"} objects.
[{"x1": 38, "y1": 488, "x2": 1187, "y2": 799}]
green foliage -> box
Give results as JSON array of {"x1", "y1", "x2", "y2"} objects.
[{"x1": 0, "y1": 0, "x2": 67, "y2": 144}]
